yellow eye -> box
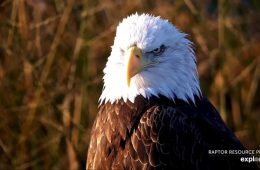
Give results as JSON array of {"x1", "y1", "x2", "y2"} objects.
[
  {"x1": 151, "y1": 45, "x2": 166, "y2": 56},
  {"x1": 153, "y1": 48, "x2": 160, "y2": 53}
]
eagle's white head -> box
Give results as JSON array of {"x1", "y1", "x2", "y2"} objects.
[{"x1": 100, "y1": 13, "x2": 201, "y2": 104}]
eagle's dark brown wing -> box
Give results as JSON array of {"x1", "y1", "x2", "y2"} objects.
[{"x1": 86, "y1": 96, "x2": 259, "y2": 170}]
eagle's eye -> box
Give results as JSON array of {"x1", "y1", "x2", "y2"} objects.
[{"x1": 151, "y1": 45, "x2": 166, "y2": 56}]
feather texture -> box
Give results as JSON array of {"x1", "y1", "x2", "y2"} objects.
[{"x1": 87, "y1": 95, "x2": 259, "y2": 170}]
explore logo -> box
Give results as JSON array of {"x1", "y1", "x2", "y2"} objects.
[{"x1": 240, "y1": 156, "x2": 260, "y2": 163}]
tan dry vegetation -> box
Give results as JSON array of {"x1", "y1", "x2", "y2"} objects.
[{"x1": 0, "y1": 0, "x2": 259, "y2": 169}]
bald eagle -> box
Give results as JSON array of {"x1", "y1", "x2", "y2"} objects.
[{"x1": 86, "y1": 14, "x2": 259, "y2": 170}]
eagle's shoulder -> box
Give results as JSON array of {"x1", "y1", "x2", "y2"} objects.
[
  {"x1": 86, "y1": 96, "x2": 151, "y2": 169},
  {"x1": 128, "y1": 96, "x2": 258, "y2": 169}
]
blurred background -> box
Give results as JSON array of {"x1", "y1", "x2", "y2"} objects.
[{"x1": 0, "y1": 0, "x2": 259, "y2": 169}]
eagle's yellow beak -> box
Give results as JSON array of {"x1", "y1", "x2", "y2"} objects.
[{"x1": 126, "y1": 46, "x2": 144, "y2": 87}]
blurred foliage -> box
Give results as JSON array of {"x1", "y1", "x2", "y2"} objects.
[{"x1": 0, "y1": 0, "x2": 259, "y2": 169}]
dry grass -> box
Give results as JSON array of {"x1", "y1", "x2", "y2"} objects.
[{"x1": 0, "y1": 0, "x2": 259, "y2": 169}]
